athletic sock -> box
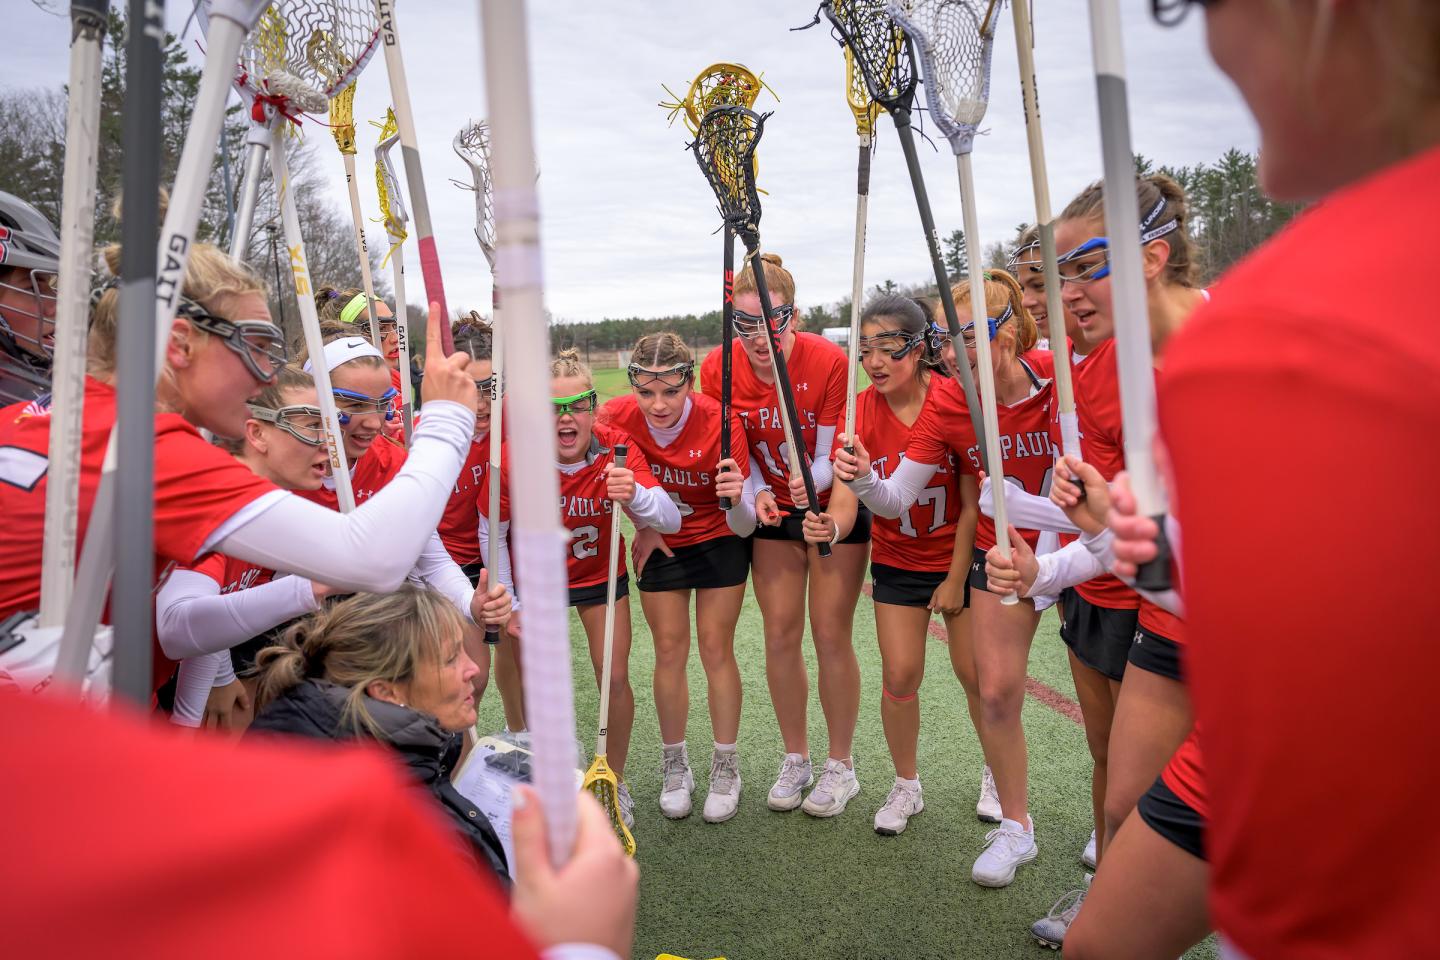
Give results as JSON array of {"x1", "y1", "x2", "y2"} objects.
[
  {"x1": 786, "y1": 752, "x2": 808, "y2": 763},
  {"x1": 896, "y1": 776, "x2": 920, "y2": 790},
  {"x1": 713, "y1": 742, "x2": 737, "y2": 753},
  {"x1": 662, "y1": 741, "x2": 687, "y2": 756}
]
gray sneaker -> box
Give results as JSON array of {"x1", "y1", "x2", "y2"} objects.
[
  {"x1": 703, "y1": 749, "x2": 742, "y2": 823},
  {"x1": 1031, "y1": 877, "x2": 1090, "y2": 949},
  {"x1": 802, "y1": 758, "x2": 860, "y2": 818},
  {"x1": 658, "y1": 747, "x2": 694, "y2": 820},
  {"x1": 766, "y1": 754, "x2": 814, "y2": 811},
  {"x1": 617, "y1": 781, "x2": 635, "y2": 831},
  {"x1": 873, "y1": 779, "x2": 924, "y2": 835}
]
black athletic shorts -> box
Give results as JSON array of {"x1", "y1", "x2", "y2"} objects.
[
  {"x1": 1136, "y1": 775, "x2": 1206, "y2": 861},
  {"x1": 1128, "y1": 623, "x2": 1183, "y2": 682},
  {"x1": 1058, "y1": 588, "x2": 1136, "y2": 682},
  {"x1": 752, "y1": 504, "x2": 873, "y2": 545},
  {"x1": 871, "y1": 563, "x2": 969, "y2": 609},
  {"x1": 638, "y1": 535, "x2": 751, "y2": 593},
  {"x1": 569, "y1": 572, "x2": 629, "y2": 608}
]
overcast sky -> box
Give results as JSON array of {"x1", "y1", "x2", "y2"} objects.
[{"x1": 5, "y1": 2, "x2": 1253, "y2": 323}]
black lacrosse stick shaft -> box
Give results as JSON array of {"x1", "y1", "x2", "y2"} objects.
[
  {"x1": 718, "y1": 225, "x2": 735, "y2": 511},
  {"x1": 891, "y1": 110, "x2": 990, "y2": 473},
  {"x1": 744, "y1": 243, "x2": 831, "y2": 559},
  {"x1": 1134, "y1": 513, "x2": 1174, "y2": 592}
]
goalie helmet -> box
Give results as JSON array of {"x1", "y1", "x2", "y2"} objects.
[{"x1": 0, "y1": 191, "x2": 61, "y2": 360}]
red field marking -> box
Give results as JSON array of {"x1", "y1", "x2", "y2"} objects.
[{"x1": 861, "y1": 583, "x2": 1084, "y2": 727}]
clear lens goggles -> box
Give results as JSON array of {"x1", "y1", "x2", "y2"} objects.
[
  {"x1": 732, "y1": 303, "x2": 793, "y2": 339},
  {"x1": 552, "y1": 388, "x2": 598, "y2": 417},
  {"x1": 960, "y1": 303, "x2": 1014, "y2": 347},
  {"x1": 332, "y1": 386, "x2": 398, "y2": 425},
  {"x1": 246, "y1": 402, "x2": 326, "y2": 446},
  {"x1": 474, "y1": 374, "x2": 495, "y2": 396},
  {"x1": 859, "y1": 330, "x2": 925, "y2": 361},
  {"x1": 180, "y1": 300, "x2": 288, "y2": 384},
  {"x1": 627, "y1": 362, "x2": 693, "y2": 388},
  {"x1": 1006, "y1": 240, "x2": 1043, "y2": 275}
]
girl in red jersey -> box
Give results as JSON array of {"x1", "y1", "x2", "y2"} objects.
[
  {"x1": 317, "y1": 285, "x2": 405, "y2": 437},
  {"x1": 1009, "y1": 224, "x2": 1097, "y2": 361},
  {"x1": 801, "y1": 294, "x2": 976, "y2": 836},
  {"x1": 836, "y1": 270, "x2": 1053, "y2": 884},
  {"x1": 0, "y1": 244, "x2": 487, "y2": 647},
  {"x1": 697, "y1": 253, "x2": 870, "y2": 820},
  {"x1": 601, "y1": 332, "x2": 754, "y2": 823},
  {"x1": 483, "y1": 349, "x2": 681, "y2": 830}
]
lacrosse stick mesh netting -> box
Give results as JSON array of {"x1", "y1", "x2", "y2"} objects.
[{"x1": 888, "y1": 0, "x2": 999, "y2": 154}]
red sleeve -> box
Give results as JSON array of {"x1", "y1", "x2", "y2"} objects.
[
  {"x1": 152, "y1": 424, "x2": 277, "y2": 564},
  {"x1": 904, "y1": 380, "x2": 969, "y2": 468},
  {"x1": 0, "y1": 692, "x2": 540, "y2": 960},
  {"x1": 813, "y1": 337, "x2": 847, "y2": 427},
  {"x1": 181, "y1": 552, "x2": 227, "y2": 584}
]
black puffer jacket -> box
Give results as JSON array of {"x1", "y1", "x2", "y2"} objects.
[{"x1": 250, "y1": 679, "x2": 509, "y2": 886}]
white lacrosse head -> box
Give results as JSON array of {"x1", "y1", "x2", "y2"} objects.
[
  {"x1": 375, "y1": 117, "x2": 410, "y2": 238},
  {"x1": 452, "y1": 120, "x2": 497, "y2": 269},
  {"x1": 887, "y1": 0, "x2": 1000, "y2": 156},
  {"x1": 211, "y1": 0, "x2": 380, "y2": 102}
]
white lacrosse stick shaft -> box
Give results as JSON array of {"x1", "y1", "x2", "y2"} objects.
[
  {"x1": 595, "y1": 447, "x2": 627, "y2": 759},
  {"x1": 480, "y1": 0, "x2": 578, "y2": 869},
  {"x1": 40, "y1": 1, "x2": 107, "y2": 628},
  {"x1": 271, "y1": 131, "x2": 357, "y2": 512},
  {"x1": 956, "y1": 152, "x2": 1017, "y2": 605},
  {"x1": 843, "y1": 133, "x2": 871, "y2": 451},
  {"x1": 1086, "y1": 0, "x2": 1165, "y2": 518},
  {"x1": 342, "y1": 149, "x2": 383, "y2": 346},
  {"x1": 1012, "y1": 0, "x2": 1078, "y2": 460}
]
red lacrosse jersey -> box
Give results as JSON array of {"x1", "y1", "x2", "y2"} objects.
[
  {"x1": 480, "y1": 424, "x2": 660, "y2": 589},
  {"x1": 185, "y1": 551, "x2": 276, "y2": 597},
  {"x1": 599, "y1": 392, "x2": 749, "y2": 549},
  {"x1": 1066, "y1": 337, "x2": 1139, "y2": 610},
  {"x1": 1137, "y1": 596, "x2": 1184, "y2": 646},
  {"x1": 295, "y1": 435, "x2": 407, "y2": 512},
  {"x1": 0, "y1": 691, "x2": 540, "y2": 960},
  {"x1": 0, "y1": 378, "x2": 276, "y2": 621},
  {"x1": 852, "y1": 381, "x2": 965, "y2": 572},
  {"x1": 438, "y1": 437, "x2": 489, "y2": 565},
  {"x1": 699, "y1": 331, "x2": 847, "y2": 510},
  {"x1": 1159, "y1": 145, "x2": 1440, "y2": 960},
  {"x1": 906, "y1": 373, "x2": 1056, "y2": 551},
  {"x1": 1159, "y1": 725, "x2": 1206, "y2": 821}
]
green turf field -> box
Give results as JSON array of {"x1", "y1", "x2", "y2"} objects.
[{"x1": 474, "y1": 562, "x2": 1218, "y2": 960}]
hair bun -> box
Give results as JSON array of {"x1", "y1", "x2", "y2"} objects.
[{"x1": 759, "y1": 252, "x2": 784, "y2": 267}]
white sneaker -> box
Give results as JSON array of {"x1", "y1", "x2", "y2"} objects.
[
  {"x1": 1080, "y1": 829, "x2": 1098, "y2": 870},
  {"x1": 971, "y1": 817, "x2": 1038, "y2": 888},
  {"x1": 766, "y1": 754, "x2": 814, "y2": 811},
  {"x1": 802, "y1": 758, "x2": 860, "y2": 818},
  {"x1": 977, "y1": 765, "x2": 1002, "y2": 823},
  {"x1": 617, "y1": 781, "x2": 635, "y2": 831},
  {"x1": 702, "y1": 749, "x2": 742, "y2": 823},
  {"x1": 1031, "y1": 875, "x2": 1091, "y2": 949},
  {"x1": 873, "y1": 779, "x2": 924, "y2": 835},
  {"x1": 658, "y1": 747, "x2": 694, "y2": 820}
]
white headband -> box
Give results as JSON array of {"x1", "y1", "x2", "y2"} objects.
[{"x1": 302, "y1": 336, "x2": 384, "y2": 374}]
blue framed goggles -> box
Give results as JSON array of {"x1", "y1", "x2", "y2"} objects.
[
  {"x1": 960, "y1": 302, "x2": 1014, "y2": 347},
  {"x1": 333, "y1": 386, "x2": 398, "y2": 425},
  {"x1": 1056, "y1": 196, "x2": 1180, "y2": 285}
]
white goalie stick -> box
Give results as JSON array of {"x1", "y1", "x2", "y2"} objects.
[
  {"x1": 479, "y1": 0, "x2": 580, "y2": 868},
  {"x1": 888, "y1": 0, "x2": 1019, "y2": 603},
  {"x1": 1085, "y1": 0, "x2": 1172, "y2": 589},
  {"x1": 1010, "y1": 0, "x2": 1078, "y2": 461},
  {"x1": 375, "y1": 108, "x2": 415, "y2": 440},
  {"x1": 373, "y1": 0, "x2": 453, "y2": 355},
  {"x1": 453, "y1": 119, "x2": 503, "y2": 642}
]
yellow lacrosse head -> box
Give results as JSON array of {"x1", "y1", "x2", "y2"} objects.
[
  {"x1": 581, "y1": 756, "x2": 636, "y2": 858},
  {"x1": 254, "y1": 7, "x2": 288, "y2": 79},
  {"x1": 845, "y1": 48, "x2": 880, "y2": 137},
  {"x1": 306, "y1": 30, "x2": 357, "y2": 155},
  {"x1": 660, "y1": 62, "x2": 777, "y2": 135}
]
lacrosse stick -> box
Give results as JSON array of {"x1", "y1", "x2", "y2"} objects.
[
  {"x1": 661, "y1": 63, "x2": 775, "y2": 511},
  {"x1": 820, "y1": 0, "x2": 988, "y2": 471},
  {"x1": 375, "y1": 108, "x2": 415, "y2": 441},
  {"x1": 373, "y1": 0, "x2": 453, "y2": 356},
  {"x1": 480, "y1": 0, "x2": 580, "y2": 869},
  {"x1": 39, "y1": 0, "x2": 108, "y2": 630},
  {"x1": 1010, "y1": 0, "x2": 1078, "y2": 461},
  {"x1": 692, "y1": 106, "x2": 831, "y2": 559},
  {"x1": 581, "y1": 444, "x2": 638, "y2": 856},
  {"x1": 842, "y1": 48, "x2": 880, "y2": 458},
  {"x1": 223, "y1": 1, "x2": 380, "y2": 258},
  {"x1": 887, "y1": 0, "x2": 1018, "y2": 603},
  {"x1": 307, "y1": 32, "x2": 383, "y2": 347},
  {"x1": 49, "y1": 0, "x2": 271, "y2": 695},
  {"x1": 1084, "y1": 0, "x2": 1171, "y2": 590},
  {"x1": 453, "y1": 120, "x2": 500, "y2": 643}
]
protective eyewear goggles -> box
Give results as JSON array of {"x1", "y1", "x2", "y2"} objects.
[
  {"x1": 1151, "y1": 0, "x2": 1218, "y2": 28},
  {"x1": 246, "y1": 402, "x2": 326, "y2": 446},
  {"x1": 0, "y1": 268, "x2": 59, "y2": 356},
  {"x1": 627, "y1": 362, "x2": 693, "y2": 388},
  {"x1": 960, "y1": 303, "x2": 1014, "y2": 347},
  {"x1": 332, "y1": 386, "x2": 398, "y2": 425},
  {"x1": 178, "y1": 299, "x2": 288, "y2": 384},
  {"x1": 1056, "y1": 197, "x2": 1180, "y2": 285},
  {"x1": 1006, "y1": 240, "x2": 1043, "y2": 275},
  {"x1": 551, "y1": 389, "x2": 598, "y2": 417},
  {"x1": 858, "y1": 329, "x2": 926, "y2": 361},
  {"x1": 731, "y1": 303, "x2": 793, "y2": 339},
  {"x1": 474, "y1": 374, "x2": 496, "y2": 397}
]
